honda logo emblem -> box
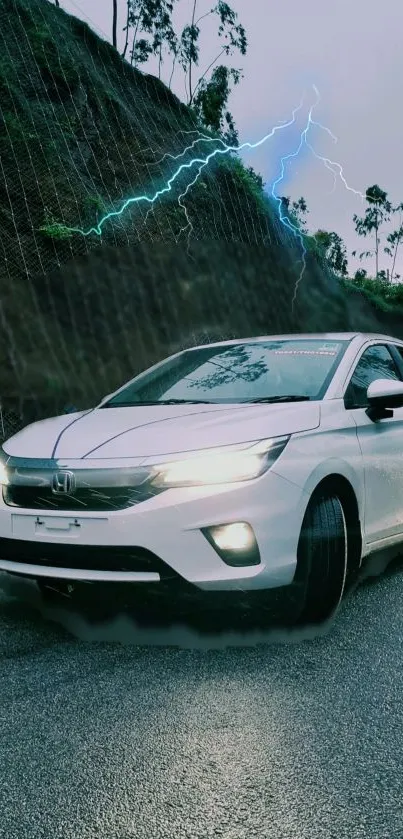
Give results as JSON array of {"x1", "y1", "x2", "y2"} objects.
[{"x1": 51, "y1": 470, "x2": 76, "y2": 495}]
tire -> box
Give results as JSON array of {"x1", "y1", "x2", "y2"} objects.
[{"x1": 296, "y1": 494, "x2": 348, "y2": 626}]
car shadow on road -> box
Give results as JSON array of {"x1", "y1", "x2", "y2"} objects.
[
  {"x1": 359, "y1": 548, "x2": 403, "y2": 586},
  {"x1": 0, "y1": 573, "x2": 316, "y2": 649},
  {"x1": 0, "y1": 573, "x2": 77, "y2": 658},
  {"x1": 2, "y1": 549, "x2": 403, "y2": 650}
]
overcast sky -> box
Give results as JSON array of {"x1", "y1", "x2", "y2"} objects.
[{"x1": 57, "y1": 0, "x2": 403, "y2": 277}]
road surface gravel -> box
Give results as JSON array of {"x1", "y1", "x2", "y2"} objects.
[{"x1": 0, "y1": 556, "x2": 402, "y2": 839}]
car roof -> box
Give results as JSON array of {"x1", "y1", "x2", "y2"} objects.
[{"x1": 186, "y1": 332, "x2": 403, "y2": 351}]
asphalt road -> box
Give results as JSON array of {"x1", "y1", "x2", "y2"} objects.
[{"x1": 1, "y1": 555, "x2": 403, "y2": 839}]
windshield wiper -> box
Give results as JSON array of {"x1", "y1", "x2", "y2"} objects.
[
  {"x1": 103, "y1": 398, "x2": 215, "y2": 407},
  {"x1": 245, "y1": 395, "x2": 311, "y2": 404},
  {"x1": 146, "y1": 399, "x2": 215, "y2": 404}
]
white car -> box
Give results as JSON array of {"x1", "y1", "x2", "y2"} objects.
[{"x1": 1, "y1": 331, "x2": 403, "y2": 625}]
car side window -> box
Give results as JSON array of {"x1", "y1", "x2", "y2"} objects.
[
  {"x1": 392, "y1": 344, "x2": 403, "y2": 370},
  {"x1": 344, "y1": 344, "x2": 402, "y2": 409}
]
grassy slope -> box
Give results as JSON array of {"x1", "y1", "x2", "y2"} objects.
[
  {"x1": 341, "y1": 278, "x2": 403, "y2": 331},
  {"x1": 0, "y1": 0, "x2": 394, "y2": 416}
]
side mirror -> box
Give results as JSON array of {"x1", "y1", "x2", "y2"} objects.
[{"x1": 366, "y1": 378, "x2": 403, "y2": 420}]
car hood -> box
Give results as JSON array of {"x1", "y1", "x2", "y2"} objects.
[{"x1": 3, "y1": 402, "x2": 320, "y2": 460}]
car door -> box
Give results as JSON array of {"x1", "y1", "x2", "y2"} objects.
[{"x1": 343, "y1": 342, "x2": 403, "y2": 546}]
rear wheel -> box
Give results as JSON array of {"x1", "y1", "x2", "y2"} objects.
[{"x1": 295, "y1": 494, "x2": 348, "y2": 625}]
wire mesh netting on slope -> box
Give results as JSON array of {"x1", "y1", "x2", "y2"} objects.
[{"x1": 0, "y1": 0, "x2": 383, "y2": 440}]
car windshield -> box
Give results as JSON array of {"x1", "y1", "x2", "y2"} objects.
[{"x1": 102, "y1": 338, "x2": 349, "y2": 407}]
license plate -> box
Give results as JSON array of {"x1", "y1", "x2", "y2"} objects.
[{"x1": 11, "y1": 514, "x2": 107, "y2": 538}]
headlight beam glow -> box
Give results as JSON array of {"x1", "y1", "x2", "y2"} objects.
[{"x1": 150, "y1": 436, "x2": 289, "y2": 488}]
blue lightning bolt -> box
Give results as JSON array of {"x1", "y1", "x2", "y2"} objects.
[
  {"x1": 140, "y1": 133, "x2": 215, "y2": 233},
  {"x1": 63, "y1": 86, "x2": 364, "y2": 303},
  {"x1": 270, "y1": 85, "x2": 364, "y2": 306},
  {"x1": 64, "y1": 99, "x2": 305, "y2": 238}
]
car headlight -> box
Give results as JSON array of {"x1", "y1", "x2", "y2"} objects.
[{"x1": 150, "y1": 436, "x2": 290, "y2": 488}]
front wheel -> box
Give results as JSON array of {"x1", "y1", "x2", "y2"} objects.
[{"x1": 295, "y1": 494, "x2": 348, "y2": 626}]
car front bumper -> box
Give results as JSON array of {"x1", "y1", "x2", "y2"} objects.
[{"x1": 0, "y1": 468, "x2": 307, "y2": 592}]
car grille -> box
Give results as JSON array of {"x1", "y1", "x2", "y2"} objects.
[
  {"x1": 0, "y1": 538, "x2": 177, "y2": 576},
  {"x1": 2, "y1": 484, "x2": 161, "y2": 512}
]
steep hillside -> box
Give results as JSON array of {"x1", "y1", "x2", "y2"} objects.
[{"x1": 0, "y1": 0, "x2": 388, "y2": 420}]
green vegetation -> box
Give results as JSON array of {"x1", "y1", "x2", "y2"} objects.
[
  {"x1": 281, "y1": 184, "x2": 403, "y2": 319},
  {"x1": 39, "y1": 221, "x2": 73, "y2": 240},
  {"x1": 83, "y1": 195, "x2": 108, "y2": 215},
  {"x1": 343, "y1": 276, "x2": 403, "y2": 313}
]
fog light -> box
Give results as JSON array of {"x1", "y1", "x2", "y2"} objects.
[
  {"x1": 211, "y1": 522, "x2": 254, "y2": 551},
  {"x1": 202, "y1": 522, "x2": 260, "y2": 567}
]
